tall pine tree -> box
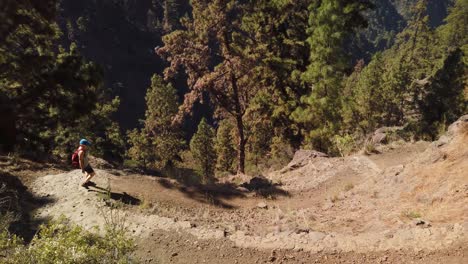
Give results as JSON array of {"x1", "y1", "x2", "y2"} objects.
[
  {"x1": 157, "y1": 0, "x2": 263, "y2": 173},
  {"x1": 292, "y1": 0, "x2": 371, "y2": 152}
]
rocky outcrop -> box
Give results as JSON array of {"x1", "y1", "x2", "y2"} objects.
[
  {"x1": 371, "y1": 126, "x2": 405, "y2": 144},
  {"x1": 280, "y1": 150, "x2": 328, "y2": 173}
]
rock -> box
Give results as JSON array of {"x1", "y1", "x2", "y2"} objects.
[
  {"x1": 236, "y1": 186, "x2": 249, "y2": 192},
  {"x1": 282, "y1": 150, "x2": 328, "y2": 172},
  {"x1": 433, "y1": 115, "x2": 468, "y2": 147},
  {"x1": 257, "y1": 202, "x2": 268, "y2": 209},
  {"x1": 171, "y1": 252, "x2": 178, "y2": 257},
  {"x1": 213, "y1": 229, "x2": 227, "y2": 239},
  {"x1": 371, "y1": 126, "x2": 405, "y2": 144},
  {"x1": 372, "y1": 132, "x2": 387, "y2": 144},
  {"x1": 294, "y1": 228, "x2": 310, "y2": 234},
  {"x1": 88, "y1": 155, "x2": 114, "y2": 169},
  {"x1": 447, "y1": 114, "x2": 468, "y2": 137},
  {"x1": 308, "y1": 231, "x2": 326, "y2": 242},
  {"x1": 322, "y1": 202, "x2": 334, "y2": 211},
  {"x1": 179, "y1": 221, "x2": 193, "y2": 229},
  {"x1": 414, "y1": 219, "x2": 431, "y2": 228}
]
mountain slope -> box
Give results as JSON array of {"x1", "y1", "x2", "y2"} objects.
[{"x1": 57, "y1": 0, "x2": 453, "y2": 129}]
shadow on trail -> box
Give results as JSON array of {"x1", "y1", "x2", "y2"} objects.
[
  {"x1": 156, "y1": 169, "x2": 290, "y2": 209},
  {"x1": 85, "y1": 182, "x2": 141, "y2": 206},
  {"x1": 0, "y1": 171, "x2": 55, "y2": 243}
]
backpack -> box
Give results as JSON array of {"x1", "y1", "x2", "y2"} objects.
[{"x1": 71, "y1": 148, "x2": 80, "y2": 168}]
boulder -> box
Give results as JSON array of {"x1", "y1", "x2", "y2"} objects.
[
  {"x1": 432, "y1": 114, "x2": 468, "y2": 147},
  {"x1": 371, "y1": 132, "x2": 387, "y2": 144},
  {"x1": 89, "y1": 155, "x2": 114, "y2": 169},
  {"x1": 447, "y1": 114, "x2": 468, "y2": 137},
  {"x1": 371, "y1": 126, "x2": 405, "y2": 144},
  {"x1": 281, "y1": 150, "x2": 328, "y2": 172},
  {"x1": 257, "y1": 202, "x2": 268, "y2": 209}
]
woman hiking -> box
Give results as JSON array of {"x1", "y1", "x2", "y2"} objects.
[{"x1": 77, "y1": 139, "x2": 96, "y2": 187}]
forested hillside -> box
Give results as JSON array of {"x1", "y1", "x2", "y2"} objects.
[
  {"x1": 1, "y1": 0, "x2": 466, "y2": 176},
  {"x1": 1, "y1": 1, "x2": 467, "y2": 262},
  {"x1": 56, "y1": 0, "x2": 453, "y2": 130}
]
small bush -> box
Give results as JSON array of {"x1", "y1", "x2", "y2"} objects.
[
  {"x1": 402, "y1": 210, "x2": 422, "y2": 219},
  {"x1": 0, "y1": 216, "x2": 136, "y2": 264},
  {"x1": 334, "y1": 134, "x2": 356, "y2": 157},
  {"x1": 344, "y1": 183, "x2": 354, "y2": 192},
  {"x1": 363, "y1": 141, "x2": 378, "y2": 155}
]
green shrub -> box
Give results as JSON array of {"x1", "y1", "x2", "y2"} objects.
[
  {"x1": 0, "y1": 216, "x2": 136, "y2": 264},
  {"x1": 333, "y1": 134, "x2": 356, "y2": 157},
  {"x1": 190, "y1": 118, "x2": 216, "y2": 182},
  {"x1": 215, "y1": 120, "x2": 236, "y2": 174},
  {"x1": 402, "y1": 210, "x2": 422, "y2": 219}
]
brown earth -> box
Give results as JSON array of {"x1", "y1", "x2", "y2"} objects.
[{"x1": 3, "y1": 116, "x2": 468, "y2": 263}]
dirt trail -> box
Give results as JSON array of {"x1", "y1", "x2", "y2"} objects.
[{"x1": 29, "y1": 116, "x2": 468, "y2": 263}]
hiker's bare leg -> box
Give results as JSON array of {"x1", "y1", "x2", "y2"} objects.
[{"x1": 84, "y1": 172, "x2": 96, "y2": 184}]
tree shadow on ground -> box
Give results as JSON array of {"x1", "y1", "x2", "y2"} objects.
[
  {"x1": 0, "y1": 171, "x2": 55, "y2": 243},
  {"x1": 155, "y1": 168, "x2": 290, "y2": 209},
  {"x1": 85, "y1": 182, "x2": 141, "y2": 206}
]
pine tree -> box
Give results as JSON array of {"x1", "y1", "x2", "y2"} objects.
[
  {"x1": 215, "y1": 120, "x2": 236, "y2": 174},
  {"x1": 419, "y1": 49, "x2": 467, "y2": 138},
  {"x1": 190, "y1": 118, "x2": 216, "y2": 181},
  {"x1": 127, "y1": 128, "x2": 153, "y2": 170},
  {"x1": 292, "y1": 0, "x2": 371, "y2": 152},
  {"x1": 144, "y1": 74, "x2": 184, "y2": 169},
  {"x1": 0, "y1": 1, "x2": 124, "y2": 159},
  {"x1": 240, "y1": 0, "x2": 310, "y2": 149},
  {"x1": 157, "y1": 0, "x2": 263, "y2": 174},
  {"x1": 437, "y1": 0, "x2": 468, "y2": 52}
]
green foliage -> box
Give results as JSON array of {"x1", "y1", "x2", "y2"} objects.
[
  {"x1": 145, "y1": 74, "x2": 184, "y2": 169},
  {"x1": 190, "y1": 118, "x2": 216, "y2": 181},
  {"x1": 1, "y1": 217, "x2": 135, "y2": 264},
  {"x1": 342, "y1": 0, "x2": 467, "y2": 142},
  {"x1": 437, "y1": 0, "x2": 468, "y2": 52},
  {"x1": 126, "y1": 128, "x2": 152, "y2": 170},
  {"x1": 269, "y1": 136, "x2": 294, "y2": 170},
  {"x1": 127, "y1": 74, "x2": 184, "y2": 170},
  {"x1": 52, "y1": 95, "x2": 125, "y2": 162},
  {"x1": 419, "y1": 49, "x2": 467, "y2": 138},
  {"x1": 246, "y1": 120, "x2": 273, "y2": 171},
  {"x1": 0, "y1": 2, "x2": 123, "y2": 161},
  {"x1": 333, "y1": 134, "x2": 357, "y2": 157},
  {"x1": 215, "y1": 120, "x2": 236, "y2": 174},
  {"x1": 292, "y1": 0, "x2": 371, "y2": 152}
]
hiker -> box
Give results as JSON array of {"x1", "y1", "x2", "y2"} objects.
[{"x1": 77, "y1": 139, "x2": 96, "y2": 187}]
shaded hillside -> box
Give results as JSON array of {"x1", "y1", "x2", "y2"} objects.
[
  {"x1": 391, "y1": 0, "x2": 453, "y2": 26},
  {"x1": 57, "y1": 0, "x2": 453, "y2": 130},
  {"x1": 56, "y1": 0, "x2": 191, "y2": 130},
  {"x1": 352, "y1": 0, "x2": 452, "y2": 61}
]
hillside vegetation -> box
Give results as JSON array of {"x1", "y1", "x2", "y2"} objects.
[{"x1": 0, "y1": 0, "x2": 467, "y2": 263}]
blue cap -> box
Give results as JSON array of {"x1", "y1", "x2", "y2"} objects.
[{"x1": 79, "y1": 139, "x2": 91, "y2": 146}]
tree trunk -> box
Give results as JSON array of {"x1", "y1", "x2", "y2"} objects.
[
  {"x1": 236, "y1": 112, "x2": 246, "y2": 174},
  {"x1": 230, "y1": 72, "x2": 245, "y2": 174}
]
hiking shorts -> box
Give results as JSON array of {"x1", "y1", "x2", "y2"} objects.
[{"x1": 83, "y1": 165, "x2": 94, "y2": 174}]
